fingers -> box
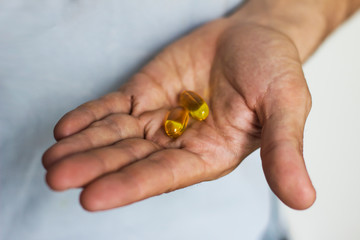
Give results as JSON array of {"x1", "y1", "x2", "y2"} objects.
[
  {"x1": 43, "y1": 113, "x2": 143, "y2": 169},
  {"x1": 46, "y1": 138, "x2": 161, "y2": 191},
  {"x1": 53, "y1": 71, "x2": 180, "y2": 142},
  {"x1": 54, "y1": 92, "x2": 131, "y2": 140},
  {"x1": 259, "y1": 81, "x2": 316, "y2": 210},
  {"x1": 79, "y1": 149, "x2": 207, "y2": 211}
]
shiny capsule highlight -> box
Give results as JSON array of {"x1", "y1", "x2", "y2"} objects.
[
  {"x1": 180, "y1": 90, "x2": 209, "y2": 121},
  {"x1": 164, "y1": 107, "x2": 189, "y2": 138}
]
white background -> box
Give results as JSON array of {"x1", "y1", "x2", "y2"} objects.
[{"x1": 280, "y1": 10, "x2": 360, "y2": 240}]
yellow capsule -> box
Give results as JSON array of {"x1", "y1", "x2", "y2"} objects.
[
  {"x1": 180, "y1": 90, "x2": 209, "y2": 121},
  {"x1": 164, "y1": 107, "x2": 189, "y2": 138}
]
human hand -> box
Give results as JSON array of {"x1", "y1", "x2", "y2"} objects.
[{"x1": 42, "y1": 1, "x2": 338, "y2": 211}]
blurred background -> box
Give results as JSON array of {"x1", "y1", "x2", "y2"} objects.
[{"x1": 280, "y1": 10, "x2": 360, "y2": 240}]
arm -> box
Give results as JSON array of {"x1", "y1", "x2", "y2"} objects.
[
  {"x1": 43, "y1": 0, "x2": 360, "y2": 211},
  {"x1": 232, "y1": 0, "x2": 360, "y2": 61}
]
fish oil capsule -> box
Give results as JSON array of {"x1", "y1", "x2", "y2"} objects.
[
  {"x1": 164, "y1": 107, "x2": 189, "y2": 138},
  {"x1": 180, "y1": 90, "x2": 209, "y2": 121}
]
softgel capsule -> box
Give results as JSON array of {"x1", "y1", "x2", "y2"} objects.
[
  {"x1": 180, "y1": 91, "x2": 209, "y2": 121},
  {"x1": 164, "y1": 107, "x2": 189, "y2": 138},
  {"x1": 164, "y1": 91, "x2": 209, "y2": 138}
]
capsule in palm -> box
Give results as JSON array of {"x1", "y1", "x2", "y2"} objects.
[
  {"x1": 164, "y1": 107, "x2": 189, "y2": 138},
  {"x1": 180, "y1": 90, "x2": 209, "y2": 121}
]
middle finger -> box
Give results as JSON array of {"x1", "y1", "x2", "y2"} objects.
[{"x1": 46, "y1": 138, "x2": 161, "y2": 191}]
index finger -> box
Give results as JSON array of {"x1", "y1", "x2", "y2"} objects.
[{"x1": 80, "y1": 149, "x2": 208, "y2": 211}]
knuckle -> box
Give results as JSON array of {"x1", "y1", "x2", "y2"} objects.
[
  {"x1": 298, "y1": 86, "x2": 312, "y2": 115},
  {"x1": 305, "y1": 90, "x2": 312, "y2": 113}
]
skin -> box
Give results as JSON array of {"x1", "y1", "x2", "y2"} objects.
[{"x1": 42, "y1": 0, "x2": 360, "y2": 211}]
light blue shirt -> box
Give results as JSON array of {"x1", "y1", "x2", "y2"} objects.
[{"x1": 0, "y1": 1, "x2": 285, "y2": 239}]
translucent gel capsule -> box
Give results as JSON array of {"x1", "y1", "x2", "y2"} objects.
[
  {"x1": 180, "y1": 90, "x2": 209, "y2": 121},
  {"x1": 164, "y1": 107, "x2": 189, "y2": 138}
]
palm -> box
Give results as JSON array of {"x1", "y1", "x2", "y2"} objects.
[{"x1": 43, "y1": 19, "x2": 315, "y2": 211}]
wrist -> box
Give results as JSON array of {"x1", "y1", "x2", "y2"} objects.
[{"x1": 228, "y1": 0, "x2": 354, "y2": 61}]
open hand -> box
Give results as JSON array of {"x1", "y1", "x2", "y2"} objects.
[{"x1": 43, "y1": 9, "x2": 316, "y2": 211}]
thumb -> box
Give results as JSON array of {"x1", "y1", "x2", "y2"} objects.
[{"x1": 259, "y1": 81, "x2": 316, "y2": 210}]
